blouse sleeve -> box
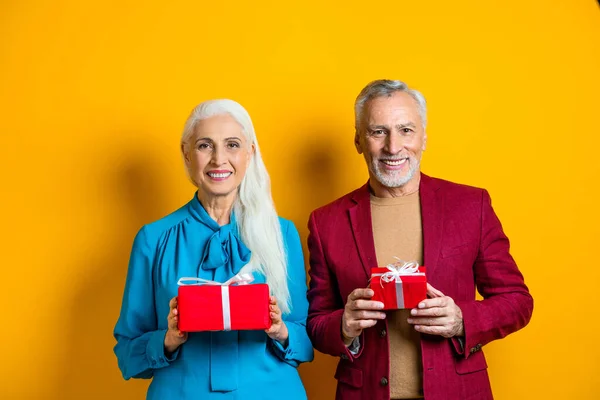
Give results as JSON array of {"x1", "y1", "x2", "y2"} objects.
[
  {"x1": 113, "y1": 226, "x2": 180, "y2": 380},
  {"x1": 269, "y1": 220, "x2": 315, "y2": 367}
]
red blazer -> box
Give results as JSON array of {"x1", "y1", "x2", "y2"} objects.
[{"x1": 306, "y1": 174, "x2": 533, "y2": 400}]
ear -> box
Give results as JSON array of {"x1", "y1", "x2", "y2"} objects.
[
  {"x1": 422, "y1": 133, "x2": 427, "y2": 151},
  {"x1": 246, "y1": 143, "x2": 256, "y2": 168},
  {"x1": 354, "y1": 131, "x2": 363, "y2": 154},
  {"x1": 181, "y1": 143, "x2": 190, "y2": 166}
]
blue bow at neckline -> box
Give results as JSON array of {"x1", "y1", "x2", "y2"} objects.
[
  {"x1": 199, "y1": 223, "x2": 252, "y2": 273},
  {"x1": 188, "y1": 193, "x2": 252, "y2": 276}
]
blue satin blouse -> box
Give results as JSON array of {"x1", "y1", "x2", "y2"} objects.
[{"x1": 113, "y1": 193, "x2": 314, "y2": 399}]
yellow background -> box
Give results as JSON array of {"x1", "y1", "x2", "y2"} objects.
[{"x1": 1, "y1": 0, "x2": 599, "y2": 399}]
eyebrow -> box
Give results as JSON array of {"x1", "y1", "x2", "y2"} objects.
[
  {"x1": 194, "y1": 136, "x2": 242, "y2": 144},
  {"x1": 366, "y1": 123, "x2": 417, "y2": 131},
  {"x1": 367, "y1": 125, "x2": 389, "y2": 131},
  {"x1": 395, "y1": 123, "x2": 416, "y2": 129}
]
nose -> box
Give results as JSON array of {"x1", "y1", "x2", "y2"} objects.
[
  {"x1": 384, "y1": 132, "x2": 403, "y2": 155},
  {"x1": 210, "y1": 145, "x2": 227, "y2": 165}
]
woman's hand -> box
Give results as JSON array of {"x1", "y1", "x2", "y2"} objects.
[
  {"x1": 164, "y1": 297, "x2": 188, "y2": 356},
  {"x1": 265, "y1": 296, "x2": 289, "y2": 346}
]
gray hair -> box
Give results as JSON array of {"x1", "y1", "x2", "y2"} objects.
[
  {"x1": 354, "y1": 79, "x2": 428, "y2": 131},
  {"x1": 180, "y1": 99, "x2": 291, "y2": 314}
]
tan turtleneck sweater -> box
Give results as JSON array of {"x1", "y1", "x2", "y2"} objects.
[{"x1": 371, "y1": 191, "x2": 424, "y2": 399}]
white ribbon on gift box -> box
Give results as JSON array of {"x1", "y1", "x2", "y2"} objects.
[
  {"x1": 177, "y1": 273, "x2": 254, "y2": 331},
  {"x1": 371, "y1": 259, "x2": 424, "y2": 308}
]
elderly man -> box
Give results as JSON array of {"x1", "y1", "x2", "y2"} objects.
[{"x1": 306, "y1": 79, "x2": 533, "y2": 400}]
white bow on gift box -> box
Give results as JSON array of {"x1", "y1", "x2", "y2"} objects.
[
  {"x1": 375, "y1": 259, "x2": 423, "y2": 286},
  {"x1": 370, "y1": 258, "x2": 426, "y2": 309}
]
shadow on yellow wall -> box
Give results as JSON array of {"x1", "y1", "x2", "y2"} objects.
[{"x1": 53, "y1": 147, "x2": 173, "y2": 398}]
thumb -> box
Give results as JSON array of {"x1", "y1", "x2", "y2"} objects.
[{"x1": 427, "y1": 283, "x2": 445, "y2": 298}]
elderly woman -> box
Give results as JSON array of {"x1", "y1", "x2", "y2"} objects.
[{"x1": 113, "y1": 99, "x2": 314, "y2": 399}]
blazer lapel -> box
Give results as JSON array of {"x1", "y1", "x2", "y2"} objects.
[
  {"x1": 420, "y1": 173, "x2": 444, "y2": 280},
  {"x1": 348, "y1": 183, "x2": 378, "y2": 280}
]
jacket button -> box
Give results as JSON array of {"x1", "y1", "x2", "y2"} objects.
[
  {"x1": 470, "y1": 344, "x2": 482, "y2": 354},
  {"x1": 380, "y1": 377, "x2": 388, "y2": 386},
  {"x1": 380, "y1": 329, "x2": 387, "y2": 338},
  {"x1": 341, "y1": 354, "x2": 349, "y2": 360}
]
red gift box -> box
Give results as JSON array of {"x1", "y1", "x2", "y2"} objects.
[
  {"x1": 370, "y1": 263, "x2": 427, "y2": 310},
  {"x1": 177, "y1": 275, "x2": 272, "y2": 332}
]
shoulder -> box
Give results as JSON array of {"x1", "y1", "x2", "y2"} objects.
[
  {"x1": 134, "y1": 201, "x2": 193, "y2": 246},
  {"x1": 277, "y1": 216, "x2": 298, "y2": 239},
  {"x1": 276, "y1": 217, "x2": 304, "y2": 263},
  {"x1": 422, "y1": 175, "x2": 492, "y2": 218},
  {"x1": 424, "y1": 174, "x2": 488, "y2": 201},
  {"x1": 309, "y1": 185, "x2": 365, "y2": 222}
]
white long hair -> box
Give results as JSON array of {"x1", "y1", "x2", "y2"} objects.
[{"x1": 181, "y1": 99, "x2": 290, "y2": 313}]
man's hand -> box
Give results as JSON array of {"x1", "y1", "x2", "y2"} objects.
[
  {"x1": 407, "y1": 283, "x2": 464, "y2": 338},
  {"x1": 341, "y1": 288, "x2": 386, "y2": 344}
]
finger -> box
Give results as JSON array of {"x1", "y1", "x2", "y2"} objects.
[
  {"x1": 270, "y1": 312, "x2": 282, "y2": 323},
  {"x1": 169, "y1": 297, "x2": 178, "y2": 310},
  {"x1": 168, "y1": 314, "x2": 179, "y2": 330},
  {"x1": 351, "y1": 310, "x2": 387, "y2": 320},
  {"x1": 413, "y1": 324, "x2": 449, "y2": 336},
  {"x1": 416, "y1": 297, "x2": 447, "y2": 309},
  {"x1": 265, "y1": 324, "x2": 279, "y2": 335},
  {"x1": 352, "y1": 319, "x2": 378, "y2": 330},
  {"x1": 174, "y1": 330, "x2": 185, "y2": 338},
  {"x1": 348, "y1": 288, "x2": 375, "y2": 301},
  {"x1": 270, "y1": 296, "x2": 277, "y2": 305},
  {"x1": 407, "y1": 316, "x2": 449, "y2": 326},
  {"x1": 269, "y1": 303, "x2": 281, "y2": 315},
  {"x1": 410, "y1": 306, "x2": 447, "y2": 318},
  {"x1": 427, "y1": 283, "x2": 445, "y2": 298},
  {"x1": 168, "y1": 307, "x2": 179, "y2": 322},
  {"x1": 351, "y1": 299, "x2": 385, "y2": 311},
  {"x1": 174, "y1": 318, "x2": 186, "y2": 336}
]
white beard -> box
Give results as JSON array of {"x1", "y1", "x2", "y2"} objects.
[{"x1": 369, "y1": 156, "x2": 420, "y2": 188}]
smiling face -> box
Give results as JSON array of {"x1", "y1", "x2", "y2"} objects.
[
  {"x1": 182, "y1": 113, "x2": 254, "y2": 203},
  {"x1": 355, "y1": 91, "x2": 427, "y2": 197}
]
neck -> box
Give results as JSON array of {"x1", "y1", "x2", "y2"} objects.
[
  {"x1": 369, "y1": 174, "x2": 421, "y2": 198},
  {"x1": 197, "y1": 191, "x2": 237, "y2": 226}
]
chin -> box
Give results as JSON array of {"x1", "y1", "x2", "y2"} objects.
[
  {"x1": 199, "y1": 184, "x2": 237, "y2": 197},
  {"x1": 375, "y1": 172, "x2": 413, "y2": 188},
  {"x1": 211, "y1": 189, "x2": 237, "y2": 197}
]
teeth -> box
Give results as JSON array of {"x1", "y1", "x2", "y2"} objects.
[
  {"x1": 382, "y1": 159, "x2": 407, "y2": 166},
  {"x1": 208, "y1": 172, "x2": 232, "y2": 178}
]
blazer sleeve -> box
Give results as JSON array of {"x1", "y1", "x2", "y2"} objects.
[
  {"x1": 113, "y1": 226, "x2": 180, "y2": 379},
  {"x1": 453, "y1": 189, "x2": 534, "y2": 358},
  {"x1": 306, "y1": 212, "x2": 364, "y2": 361},
  {"x1": 269, "y1": 220, "x2": 315, "y2": 367}
]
